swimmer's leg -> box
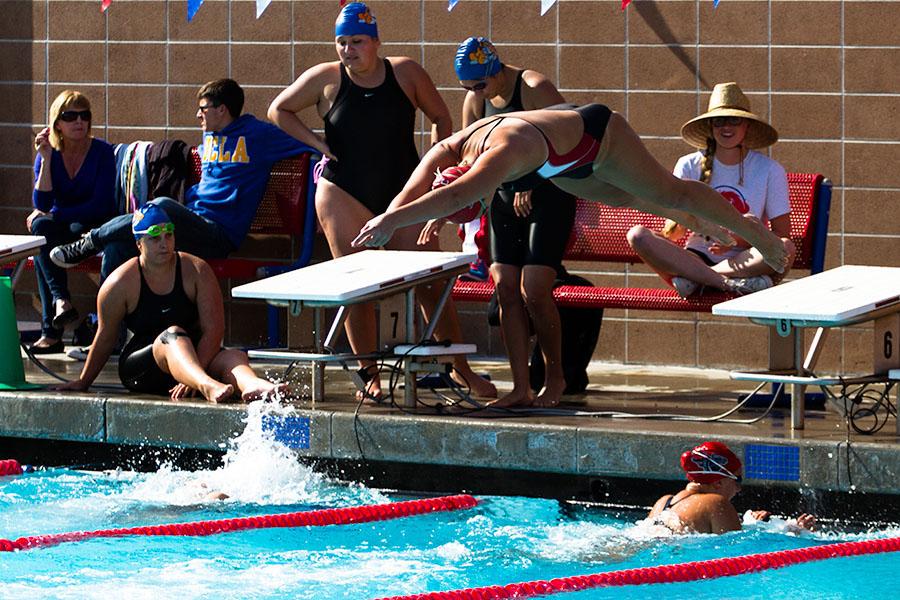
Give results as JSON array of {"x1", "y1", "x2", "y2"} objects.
[
  {"x1": 153, "y1": 327, "x2": 234, "y2": 403},
  {"x1": 588, "y1": 112, "x2": 788, "y2": 272}
]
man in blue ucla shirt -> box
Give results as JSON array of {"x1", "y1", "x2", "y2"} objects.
[{"x1": 50, "y1": 79, "x2": 312, "y2": 280}]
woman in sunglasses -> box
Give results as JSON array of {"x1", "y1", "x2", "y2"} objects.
[
  {"x1": 51, "y1": 205, "x2": 290, "y2": 403},
  {"x1": 268, "y1": 2, "x2": 495, "y2": 401},
  {"x1": 351, "y1": 92, "x2": 791, "y2": 279},
  {"x1": 419, "y1": 37, "x2": 576, "y2": 408},
  {"x1": 647, "y1": 441, "x2": 816, "y2": 534},
  {"x1": 27, "y1": 90, "x2": 116, "y2": 353},
  {"x1": 627, "y1": 82, "x2": 795, "y2": 298}
]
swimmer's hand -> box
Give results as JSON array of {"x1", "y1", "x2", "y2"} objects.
[
  {"x1": 50, "y1": 378, "x2": 89, "y2": 392},
  {"x1": 751, "y1": 510, "x2": 816, "y2": 532},
  {"x1": 352, "y1": 213, "x2": 397, "y2": 248},
  {"x1": 418, "y1": 218, "x2": 448, "y2": 246},
  {"x1": 513, "y1": 191, "x2": 532, "y2": 218},
  {"x1": 791, "y1": 513, "x2": 817, "y2": 531},
  {"x1": 170, "y1": 382, "x2": 198, "y2": 401}
]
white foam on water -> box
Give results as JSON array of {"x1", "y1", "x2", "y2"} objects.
[{"x1": 117, "y1": 400, "x2": 387, "y2": 508}]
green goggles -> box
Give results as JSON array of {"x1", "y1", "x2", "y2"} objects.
[{"x1": 142, "y1": 222, "x2": 175, "y2": 238}]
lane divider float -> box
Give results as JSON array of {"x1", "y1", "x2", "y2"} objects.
[
  {"x1": 376, "y1": 535, "x2": 900, "y2": 599},
  {"x1": 0, "y1": 459, "x2": 22, "y2": 476},
  {"x1": 0, "y1": 494, "x2": 477, "y2": 552}
]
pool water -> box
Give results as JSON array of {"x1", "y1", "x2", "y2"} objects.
[{"x1": 2, "y1": 403, "x2": 898, "y2": 599}]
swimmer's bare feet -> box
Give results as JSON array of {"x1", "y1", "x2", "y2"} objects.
[
  {"x1": 744, "y1": 220, "x2": 789, "y2": 273},
  {"x1": 534, "y1": 378, "x2": 566, "y2": 408},
  {"x1": 451, "y1": 366, "x2": 497, "y2": 398},
  {"x1": 355, "y1": 375, "x2": 384, "y2": 403},
  {"x1": 201, "y1": 381, "x2": 235, "y2": 403},
  {"x1": 490, "y1": 387, "x2": 534, "y2": 408},
  {"x1": 241, "y1": 380, "x2": 292, "y2": 402}
]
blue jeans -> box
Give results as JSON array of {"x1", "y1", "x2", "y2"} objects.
[
  {"x1": 30, "y1": 216, "x2": 89, "y2": 338},
  {"x1": 92, "y1": 198, "x2": 235, "y2": 280}
]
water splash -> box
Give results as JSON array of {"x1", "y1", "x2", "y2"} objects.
[{"x1": 119, "y1": 400, "x2": 387, "y2": 507}]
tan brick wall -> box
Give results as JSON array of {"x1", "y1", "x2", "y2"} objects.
[{"x1": 3, "y1": 0, "x2": 898, "y2": 373}]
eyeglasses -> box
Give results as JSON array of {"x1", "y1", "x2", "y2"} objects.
[
  {"x1": 197, "y1": 103, "x2": 218, "y2": 113},
  {"x1": 711, "y1": 116, "x2": 744, "y2": 127},
  {"x1": 142, "y1": 222, "x2": 175, "y2": 238},
  {"x1": 58, "y1": 110, "x2": 92, "y2": 123},
  {"x1": 461, "y1": 81, "x2": 488, "y2": 92}
]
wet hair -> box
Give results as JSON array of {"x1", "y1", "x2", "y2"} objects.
[
  {"x1": 197, "y1": 79, "x2": 244, "y2": 119},
  {"x1": 48, "y1": 90, "x2": 92, "y2": 151}
]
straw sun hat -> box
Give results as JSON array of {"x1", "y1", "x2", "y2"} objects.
[{"x1": 680, "y1": 82, "x2": 779, "y2": 150}]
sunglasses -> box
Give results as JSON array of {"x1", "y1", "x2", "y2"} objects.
[
  {"x1": 58, "y1": 110, "x2": 92, "y2": 123},
  {"x1": 461, "y1": 81, "x2": 488, "y2": 92},
  {"x1": 711, "y1": 116, "x2": 744, "y2": 127},
  {"x1": 197, "y1": 103, "x2": 218, "y2": 112},
  {"x1": 142, "y1": 222, "x2": 175, "y2": 238}
]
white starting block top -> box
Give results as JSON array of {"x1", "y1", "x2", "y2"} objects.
[
  {"x1": 0, "y1": 235, "x2": 45, "y2": 260},
  {"x1": 232, "y1": 250, "x2": 475, "y2": 304},
  {"x1": 713, "y1": 265, "x2": 900, "y2": 326}
]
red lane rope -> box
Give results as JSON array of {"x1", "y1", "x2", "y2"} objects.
[
  {"x1": 0, "y1": 459, "x2": 23, "y2": 476},
  {"x1": 0, "y1": 494, "x2": 477, "y2": 552},
  {"x1": 377, "y1": 535, "x2": 900, "y2": 600}
]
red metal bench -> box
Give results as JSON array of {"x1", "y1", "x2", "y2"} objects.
[
  {"x1": 452, "y1": 173, "x2": 832, "y2": 311},
  {"x1": 61, "y1": 149, "x2": 315, "y2": 281}
]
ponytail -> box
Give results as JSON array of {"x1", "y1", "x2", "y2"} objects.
[{"x1": 700, "y1": 137, "x2": 716, "y2": 184}]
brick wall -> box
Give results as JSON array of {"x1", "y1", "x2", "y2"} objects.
[{"x1": 2, "y1": 0, "x2": 898, "y2": 373}]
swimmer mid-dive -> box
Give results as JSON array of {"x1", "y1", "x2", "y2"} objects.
[
  {"x1": 647, "y1": 441, "x2": 816, "y2": 534},
  {"x1": 351, "y1": 103, "x2": 790, "y2": 275}
]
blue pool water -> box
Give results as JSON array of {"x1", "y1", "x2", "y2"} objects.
[{"x1": 2, "y1": 403, "x2": 899, "y2": 599}]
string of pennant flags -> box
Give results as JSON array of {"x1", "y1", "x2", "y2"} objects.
[{"x1": 100, "y1": 1, "x2": 724, "y2": 21}]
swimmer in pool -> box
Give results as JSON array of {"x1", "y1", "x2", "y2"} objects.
[{"x1": 647, "y1": 441, "x2": 816, "y2": 534}]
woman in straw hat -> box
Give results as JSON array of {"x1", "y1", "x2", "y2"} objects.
[
  {"x1": 350, "y1": 94, "x2": 791, "y2": 278},
  {"x1": 627, "y1": 82, "x2": 795, "y2": 298}
]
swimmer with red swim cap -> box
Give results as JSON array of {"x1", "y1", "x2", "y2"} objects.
[{"x1": 647, "y1": 441, "x2": 816, "y2": 534}]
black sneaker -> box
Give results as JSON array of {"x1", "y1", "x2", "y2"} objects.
[{"x1": 50, "y1": 234, "x2": 98, "y2": 268}]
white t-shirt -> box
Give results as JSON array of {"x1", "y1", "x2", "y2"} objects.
[{"x1": 674, "y1": 150, "x2": 790, "y2": 262}]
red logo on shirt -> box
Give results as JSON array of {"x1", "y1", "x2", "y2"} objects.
[{"x1": 716, "y1": 185, "x2": 749, "y2": 214}]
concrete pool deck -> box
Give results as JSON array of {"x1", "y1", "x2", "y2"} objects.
[{"x1": 2, "y1": 350, "x2": 899, "y2": 500}]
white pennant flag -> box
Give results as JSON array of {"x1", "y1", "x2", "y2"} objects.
[
  {"x1": 256, "y1": 0, "x2": 272, "y2": 18},
  {"x1": 540, "y1": 0, "x2": 557, "y2": 15}
]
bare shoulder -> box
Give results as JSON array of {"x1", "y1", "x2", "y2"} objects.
[
  {"x1": 180, "y1": 252, "x2": 214, "y2": 278},
  {"x1": 101, "y1": 257, "x2": 139, "y2": 294},
  {"x1": 387, "y1": 56, "x2": 427, "y2": 79},
  {"x1": 520, "y1": 68, "x2": 552, "y2": 88}
]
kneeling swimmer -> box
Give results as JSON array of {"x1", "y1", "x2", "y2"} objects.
[{"x1": 647, "y1": 441, "x2": 816, "y2": 534}]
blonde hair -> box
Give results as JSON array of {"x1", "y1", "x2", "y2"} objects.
[{"x1": 48, "y1": 90, "x2": 92, "y2": 151}]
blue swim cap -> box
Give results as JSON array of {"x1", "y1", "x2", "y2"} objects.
[
  {"x1": 335, "y1": 2, "x2": 378, "y2": 38},
  {"x1": 454, "y1": 37, "x2": 502, "y2": 81},
  {"x1": 132, "y1": 204, "x2": 173, "y2": 240}
]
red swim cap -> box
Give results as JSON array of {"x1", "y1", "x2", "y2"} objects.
[
  {"x1": 431, "y1": 164, "x2": 487, "y2": 224},
  {"x1": 680, "y1": 441, "x2": 742, "y2": 484}
]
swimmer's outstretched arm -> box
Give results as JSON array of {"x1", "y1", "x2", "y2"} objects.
[{"x1": 352, "y1": 142, "x2": 517, "y2": 248}]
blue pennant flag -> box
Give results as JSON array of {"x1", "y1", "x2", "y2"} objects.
[
  {"x1": 448, "y1": 0, "x2": 460, "y2": 11},
  {"x1": 713, "y1": 0, "x2": 721, "y2": 7},
  {"x1": 187, "y1": 0, "x2": 204, "y2": 21}
]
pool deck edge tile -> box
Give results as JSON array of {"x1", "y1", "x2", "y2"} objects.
[{"x1": 0, "y1": 391, "x2": 105, "y2": 442}]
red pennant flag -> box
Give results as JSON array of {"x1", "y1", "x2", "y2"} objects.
[
  {"x1": 622, "y1": 0, "x2": 633, "y2": 9},
  {"x1": 101, "y1": 0, "x2": 112, "y2": 11}
]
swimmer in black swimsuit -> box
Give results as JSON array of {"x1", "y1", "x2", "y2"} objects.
[
  {"x1": 351, "y1": 97, "x2": 791, "y2": 277},
  {"x1": 51, "y1": 205, "x2": 290, "y2": 403},
  {"x1": 419, "y1": 37, "x2": 576, "y2": 407},
  {"x1": 647, "y1": 441, "x2": 816, "y2": 534},
  {"x1": 269, "y1": 3, "x2": 495, "y2": 400}
]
